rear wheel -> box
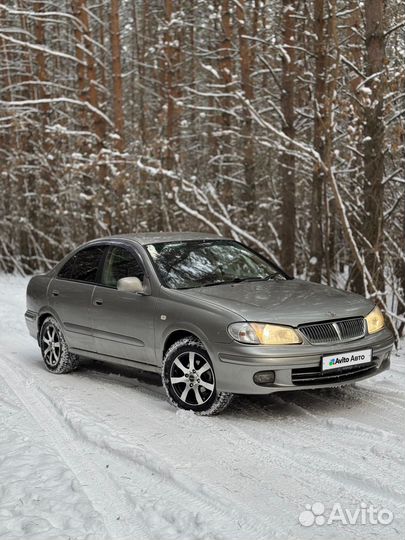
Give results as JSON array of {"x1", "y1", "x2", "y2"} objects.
[
  {"x1": 162, "y1": 338, "x2": 233, "y2": 415},
  {"x1": 40, "y1": 316, "x2": 79, "y2": 374}
]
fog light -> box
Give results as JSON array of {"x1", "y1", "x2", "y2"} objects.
[{"x1": 253, "y1": 370, "x2": 275, "y2": 386}]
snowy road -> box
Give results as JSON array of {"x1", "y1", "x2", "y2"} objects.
[{"x1": 0, "y1": 274, "x2": 404, "y2": 540}]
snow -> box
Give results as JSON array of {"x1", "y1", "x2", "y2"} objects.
[{"x1": 0, "y1": 274, "x2": 404, "y2": 540}]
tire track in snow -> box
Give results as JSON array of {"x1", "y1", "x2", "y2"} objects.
[
  {"x1": 224, "y1": 398, "x2": 405, "y2": 509},
  {"x1": 73, "y1": 370, "x2": 404, "y2": 537},
  {"x1": 36, "y1": 370, "x2": 288, "y2": 540},
  {"x1": 0, "y1": 356, "x2": 151, "y2": 540},
  {"x1": 281, "y1": 385, "x2": 405, "y2": 432},
  {"x1": 5, "y1": 329, "x2": 405, "y2": 540},
  {"x1": 99, "y1": 381, "x2": 298, "y2": 532},
  {"x1": 214, "y1": 396, "x2": 403, "y2": 494},
  {"x1": 348, "y1": 384, "x2": 405, "y2": 412},
  {"x1": 193, "y1": 403, "x2": 404, "y2": 539},
  {"x1": 36, "y1": 358, "x2": 405, "y2": 519},
  {"x1": 8, "y1": 354, "x2": 284, "y2": 540},
  {"x1": 267, "y1": 388, "x2": 405, "y2": 453}
]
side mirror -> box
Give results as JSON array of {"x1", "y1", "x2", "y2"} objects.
[{"x1": 117, "y1": 276, "x2": 144, "y2": 294}]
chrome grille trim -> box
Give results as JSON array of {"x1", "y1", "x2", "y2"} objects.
[{"x1": 299, "y1": 317, "x2": 365, "y2": 345}]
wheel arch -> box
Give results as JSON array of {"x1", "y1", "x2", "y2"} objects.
[
  {"x1": 163, "y1": 329, "x2": 202, "y2": 357},
  {"x1": 161, "y1": 324, "x2": 216, "y2": 364},
  {"x1": 36, "y1": 308, "x2": 63, "y2": 344}
]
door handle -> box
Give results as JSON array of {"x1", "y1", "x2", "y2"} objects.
[
  {"x1": 94, "y1": 299, "x2": 103, "y2": 306},
  {"x1": 52, "y1": 290, "x2": 59, "y2": 297}
]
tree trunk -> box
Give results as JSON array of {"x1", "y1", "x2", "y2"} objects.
[
  {"x1": 72, "y1": 0, "x2": 107, "y2": 236},
  {"x1": 309, "y1": 0, "x2": 326, "y2": 282},
  {"x1": 398, "y1": 186, "x2": 405, "y2": 335},
  {"x1": 33, "y1": 2, "x2": 54, "y2": 259},
  {"x1": 279, "y1": 0, "x2": 298, "y2": 275},
  {"x1": 110, "y1": 0, "x2": 125, "y2": 231},
  {"x1": 163, "y1": 0, "x2": 181, "y2": 173},
  {"x1": 396, "y1": 82, "x2": 405, "y2": 334},
  {"x1": 218, "y1": 0, "x2": 233, "y2": 210},
  {"x1": 33, "y1": 2, "x2": 49, "y2": 113},
  {"x1": 362, "y1": 0, "x2": 386, "y2": 296},
  {"x1": 82, "y1": 5, "x2": 106, "y2": 143},
  {"x1": 110, "y1": 0, "x2": 125, "y2": 152},
  {"x1": 71, "y1": 0, "x2": 87, "y2": 128},
  {"x1": 346, "y1": 0, "x2": 365, "y2": 293},
  {"x1": 236, "y1": 0, "x2": 257, "y2": 221}
]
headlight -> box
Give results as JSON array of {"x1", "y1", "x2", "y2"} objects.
[
  {"x1": 365, "y1": 305, "x2": 385, "y2": 334},
  {"x1": 228, "y1": 322, "x2": 302, "y2": 345}
]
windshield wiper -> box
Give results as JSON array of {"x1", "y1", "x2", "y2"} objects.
[
  {"x1": 263, "y1": 271, "x2": 285, "y2": 280},
  {"x1": 201, "y1": 277, "x2": 261, "y2": 287},
  {"x1": 202, "y1": 274, "x2": 285, "y2": 287},
  {"x1": 201, "y1": 281, "x2": 229, "y2": 287}
]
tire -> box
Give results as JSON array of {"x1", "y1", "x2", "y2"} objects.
[
  {"x1": 162, "y1": 337, "x2": 233, "y2": 416},
  {"x1": 39, "y1": 316, "x2": 80, "y2": 374}
]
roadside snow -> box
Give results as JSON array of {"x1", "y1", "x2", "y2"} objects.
[{"x1": 0, "y1": 274, "x2": 404, "y2": 540}]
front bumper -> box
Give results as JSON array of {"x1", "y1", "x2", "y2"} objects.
[{"x1": 213, "y1": 328, "x2": 394, "y2": 394}]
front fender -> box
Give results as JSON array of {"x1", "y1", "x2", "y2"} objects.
[{"x1": 160, "y1": 322, "x2": 215, "y2": 362}]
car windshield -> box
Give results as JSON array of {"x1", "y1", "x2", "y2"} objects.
[{"x1": 145, "y1": 239, "x2": 286, "y2": 289}]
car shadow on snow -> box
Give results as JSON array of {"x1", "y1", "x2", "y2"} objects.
[
  {"x1": 77, "y1": 358, "x2": 364, "y2": 420},
  {"x1": 78, "y1": 358, "x2": 164, "y2": 391}
]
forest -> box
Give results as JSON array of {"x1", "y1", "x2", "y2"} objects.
[{"x1": 0, "y1": 0, "x2": 404, "y2": 335}]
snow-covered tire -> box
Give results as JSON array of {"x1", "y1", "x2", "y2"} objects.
[
  {"x1": 162, "y1": 337, "x2": 233, "y2": 416},
  {"x1": 39, "y1": 316, "x2": 79, "y2": 374}
]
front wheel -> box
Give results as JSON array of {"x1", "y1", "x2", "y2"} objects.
[{"x1": 162, "y1": 338, "x2": 233, "y2": 416}]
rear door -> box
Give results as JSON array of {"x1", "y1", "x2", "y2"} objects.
[
  {"x1": 91, "y1": 244, "x2": 157, "y2": 366},
  {"x1": 49, "y1": 244, "x2": 107, "y2": 353}
]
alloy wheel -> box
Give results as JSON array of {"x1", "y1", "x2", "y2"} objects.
[
  {"x1": 42, "y1": 325, "x2": 61, "y2": 367},
  {"x1": 170, "y1": 351, "x2": 215, "y2": 406}
]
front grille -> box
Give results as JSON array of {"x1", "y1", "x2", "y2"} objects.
[
  {"x1": 299, "y1": 317, "x2": 365, "y2": 345},
  {"x1": 291, "y1": 361, "x2": 376, "y2": 386}
]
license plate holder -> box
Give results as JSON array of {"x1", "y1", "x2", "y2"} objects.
[{"x1": 321, "y1": 348, "x2": 373, "y2": 372}]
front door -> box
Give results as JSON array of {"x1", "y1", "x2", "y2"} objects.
[{"x1": 91, "y1": 245, "x2": 156, "y2": 366}]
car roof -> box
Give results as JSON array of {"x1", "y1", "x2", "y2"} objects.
[{"x1": 105, "y1": 232, "x2": 224, "y2": 245}]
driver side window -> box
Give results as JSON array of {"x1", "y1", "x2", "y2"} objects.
[{"x1": 102, "y1": 246, "x2": 144, "y2": 288}]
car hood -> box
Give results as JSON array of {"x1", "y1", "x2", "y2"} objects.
[{"x1": 180, "y1": 278, "x2": 373, "y2": 326}]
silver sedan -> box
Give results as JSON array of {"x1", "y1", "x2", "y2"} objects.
[{"x1": 25, "y1": 233, "x2": 394, "y2": 415}]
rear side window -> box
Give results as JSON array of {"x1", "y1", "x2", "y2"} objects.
[
  {"x1": 58, "y1": 255, "x2": 76, "y2": 279},
  {"x1": 101, "y1": 246, "x2": 144, "y2": 288},
  {"x1": 58, "y1": 245, "x2": 105, "y2": 283}
]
